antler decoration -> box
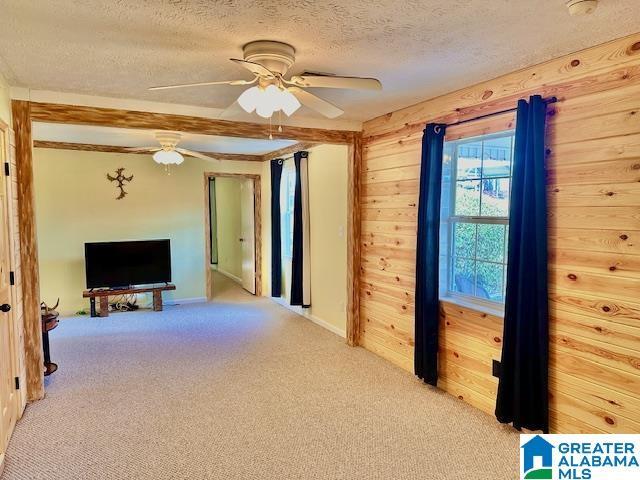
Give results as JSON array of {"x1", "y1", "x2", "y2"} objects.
[
  {"x1": 106, "y1": 167, "x2": 134, "y2": 200},
  {"x1": 40, "y1": 298, "x2": 60, "y2": 315}
]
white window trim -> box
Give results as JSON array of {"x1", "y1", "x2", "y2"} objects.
[
  {"x1": 440, "y1": 130, "x2": 514, "y2": 313},
  {"x1": 441, "y1": 293, "x2": 505, "y2": 318}
]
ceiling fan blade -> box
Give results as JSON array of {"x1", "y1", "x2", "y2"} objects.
[
  {"x1": 290, "y1": 74, "x2": 382, "y2": 91},
  {"x1": 148, "y1": 79, "x2": 254, "y2": 91},
  {"x1": 175, "y1": 147, "x2": 220, "y2": 162},
  {"x1": 230, "y1": 58, "x2": 275, "y2": 78},
  {"x1": 218, "y1": 101, "x2": 248, "y2": 119},
  {"x1": 287, "y1": 87, "x2": 344, "y2": 118},
  {"x1": 124, "y1": 146, "x2": 161, "y2": 153}
]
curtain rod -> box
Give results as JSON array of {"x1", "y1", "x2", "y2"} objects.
[
  {"x1": 445, "y1": 96, "x2": 557, "y2": 128},
  {"x1": 273, "y1": 154, "x2": 295, "y2": 164},
  {"x1": 273, "y1": 150, "x2": 309, "y2": 163}
]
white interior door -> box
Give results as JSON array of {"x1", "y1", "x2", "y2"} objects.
[
  {"x1": 239, "y1": 179, "x2": 256, "y2": 294},
  {"x1": 0, "y1": 132, "x2": 17, "y2": 455}
]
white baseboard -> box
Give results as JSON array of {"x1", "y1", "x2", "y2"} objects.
[
  {"x1": 270, "y1": 297, "x2": 346, "y2": 338},
  {"x1": 163, "y1": 296, "x2": 207, "y2": 306},
  {"x1": 214, "y1": 268, "x2": 243, "y2": 285}
]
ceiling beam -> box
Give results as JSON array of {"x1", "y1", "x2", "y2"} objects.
[
  {"x1": 33, "y1": 140, "x2": 265, "y2": 162},
  {"x1": 260, "y1": 142, "x2": 318, "y2": 161},
  {"x1": 29, "y1": 102, "x2": 357, "y2": 144}
]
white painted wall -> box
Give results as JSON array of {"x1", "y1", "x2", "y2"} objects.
[
  {"x1": 33, "y1": 148, "x2": 265, "y2": 314},
  {"x1": 270, "y1": 145, "x2": 349, "y2": 337}
]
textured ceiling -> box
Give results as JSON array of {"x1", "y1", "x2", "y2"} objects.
[
  {"x1": 32, "y1": 123, "x2": 297, "y2": 154},
  {"x1": 1, "y1": 0, "x2": 639, "y2": 124}
]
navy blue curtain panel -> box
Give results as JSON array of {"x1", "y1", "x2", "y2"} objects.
[
  {"x1": 270, "y1": 159, "x2": 284, "y2": 297},
  {"x1": 209, "y1": 178, "x2": 218, "y2": 265},
  {"x1": 496, "y1": 95, "x2": 550, "y2": 433},
  {"x1": 414, "y1": 123, "x2": 446, "y2": 386},
  {"x1": 290, "y1": 151, "x2": 311, "y2": 307}
]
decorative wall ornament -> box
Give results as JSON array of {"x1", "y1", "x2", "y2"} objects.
[
  {"x1": 107, "y1": 167, "x2": 134, "y2": 200},
  {"x1": 40, "y1": 298, "x2": 60, "y2": 316}
]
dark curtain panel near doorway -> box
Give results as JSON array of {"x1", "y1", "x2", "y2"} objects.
[
  {"x1": 496, "y1": 95, "x2": 550, "y2": 433},
  {"x1": 290, "y1": 151, "x2": 310, "y2": 308},
  {"x1": 209, "y1": 178, "x2": 218, "y2": 265},
  {"x1": 270, "y1": 159, "x2": 284, "y2": 297},
  {"x1": 414, "y1": 123, "x2": 446, "y2": 386}
]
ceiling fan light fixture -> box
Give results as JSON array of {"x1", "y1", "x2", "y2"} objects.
[
  {"x1": 255, "y1": 84, "x2": 281, "y2": 118},
  {"x1": 237, "y1": 84, "x2": 301, "y2": 118},
  {"x1": 153, "y1": 149, "x2": 184, "y2": 165},
  {"x1": 280, "y1": 89, "x2": 301, "y2": 116},
  {"x1": 255, "y1": 104, "x2": 274, "y2": 118},
  {"x1": 237, "y1": 86, "x2": 261, "y2": 113}
]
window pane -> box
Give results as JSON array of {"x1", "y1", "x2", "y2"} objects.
[
  {"x1": 287, "y1": 173, "x2": 294, "y2": 256},
  {"x1": 476, "y1": 224, "x2": 505, "y2": 263},
  {"x1": 503, "y1": 265, "x2": 508, "y2": 301},
  {"x1": 505, "y1": 225, "x2": 510, "y2": 261},
  {"x1": 476, "y1": 261, "x2": 504, "y2": 302},
  {"x1": 482, "y1": 136, "x2": 512, "y2": 178},
  {"x1": 455, "y1": 180, "x2": 480, "y2": 216},
  {"x1": 480, "y1": 177, "x2": 510, "y2": 216},
  {"x1": 453, "y1": 222, "x2": 476, "y2": 258},
  {"x1": 456, "y1": 141, "x2": 482, "y2": 180},
  {"x1": 443, "y1": 131, "x2": 514, "y2": 305},
  {"x1": 280, "y1": 166, "x2": 297, "y2": 258},
  {"x1": 452, "y1": 257, "x2": 475, "y2": 296}
]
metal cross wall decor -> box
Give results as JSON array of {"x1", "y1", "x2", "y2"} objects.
[{"x1": 107, "y1": 167, "x2": 134, "y2": 200}]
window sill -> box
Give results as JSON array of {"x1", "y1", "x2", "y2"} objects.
[{"x1": 439, "y1": 295, "x2": 505, "y2": 319}]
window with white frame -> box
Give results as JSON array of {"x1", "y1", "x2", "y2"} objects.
[
  {"x1": 280, "y1": 161, "x2": 296, "y2": 258},
  {"x1": 440, "y1": 131, "x2": 514, "y2": 307}
]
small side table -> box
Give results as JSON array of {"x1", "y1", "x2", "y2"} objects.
[{"x1": 41, "y1": 311, "x2": 59, "y2": 376}]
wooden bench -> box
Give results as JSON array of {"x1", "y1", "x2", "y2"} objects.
[{"x1": 82, "y1": 284, "x2": 176, "y2": 317}]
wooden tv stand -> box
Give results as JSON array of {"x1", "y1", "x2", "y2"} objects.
[{"x1": 82, "y1": 284, "x2": 176, "y2": 317}]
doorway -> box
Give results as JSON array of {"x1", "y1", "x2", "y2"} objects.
[
  {"x1": 204, "y1": 173, "x2": 261, "y2": 300},
  {"x1": 0, "y1": 119, "x2": 20, "y2": 463}
]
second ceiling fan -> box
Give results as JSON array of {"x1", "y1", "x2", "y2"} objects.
[{"x1": 149, "y1": 41, "x2": 382, "y2": 119}]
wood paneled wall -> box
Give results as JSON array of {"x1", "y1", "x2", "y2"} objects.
[{"x1": 359, "y1": 33, "x2": 640, "y2": 433}]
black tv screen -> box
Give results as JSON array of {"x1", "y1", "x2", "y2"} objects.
[{"x1": 85, "y1": 240, "x2": 171, "y2": 289}]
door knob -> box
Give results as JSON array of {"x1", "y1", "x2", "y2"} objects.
[{"x1": 0, "y1": 303, "x2": 11, "y2": 312}]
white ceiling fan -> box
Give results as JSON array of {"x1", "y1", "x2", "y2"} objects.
[
  {"x1": 149, "y1": 40, "x2": 382, "y2": 119},
  {"x1": 126, "y1": 131, "x2": 219, "y2": 165}
]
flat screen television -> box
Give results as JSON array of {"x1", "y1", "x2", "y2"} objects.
[{"x1": 85, "y1": 240, "x2": 171, "y2": 289}]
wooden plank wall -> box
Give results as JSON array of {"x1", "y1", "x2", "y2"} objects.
[{"x1": 359, "y1": 32, "x2": 640, "y2": 433}]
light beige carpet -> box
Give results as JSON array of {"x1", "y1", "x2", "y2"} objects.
[{"x1": 3, "y1": 279, "x2": 519, "y2": 479}]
